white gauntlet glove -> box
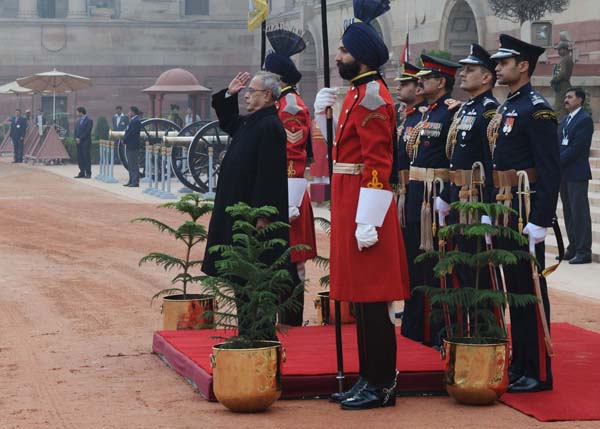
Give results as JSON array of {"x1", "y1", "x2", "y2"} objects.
[
  {"x1": 523, "y1": 222, "x2": 547, "y2": 253},
  {"x1": 288, "y1": 206, "x2": 300, "y2": 222},
  {"x1": 355, "y1": 223, "x2": 378, "y2": 251},
  {"x1": 481, "y1": 215, "x2": 493, "y2": 246},
  {"x1": 435, "y1": 196, "x2": 450, "y2": 226},
  {"x1": 314, "y1": 87, "x2": 338, "y2": 114}
]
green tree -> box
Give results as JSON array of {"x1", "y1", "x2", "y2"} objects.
[
  {"x1": 487, "y1": 0, "x2": 570, "y2": 24},
  {"x1": 94, "y1": 116, "x2": 110, "y2": 140}
]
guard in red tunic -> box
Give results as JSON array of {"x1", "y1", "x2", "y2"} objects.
[
  {"x1": 264, "y1": 28, "x2": 317, "y2": 326},
  {"x1": 314, "y1": 0, "x2": 410, "y2": 410}
]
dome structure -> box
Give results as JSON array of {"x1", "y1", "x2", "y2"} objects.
[{"x1": 143, "y1": 68, "x2": 210, "y2": 94}]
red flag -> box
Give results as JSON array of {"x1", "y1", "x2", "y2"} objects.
[{"x1": 400, "y1": 33, "x2": 410, "y2": 64}]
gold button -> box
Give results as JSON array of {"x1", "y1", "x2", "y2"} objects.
[
  {"x1": 345, "y1": 109, "x2": 349, "y2": 113},
  {"x1": 333, "y1": 141, "x2": 337, "y2": 146},
  {"x1": 354, "y1": 95, "x2": 358, "y2": 99},
  {"x1": 351, "y1": 86, "x2": 355, "y2": 91}
]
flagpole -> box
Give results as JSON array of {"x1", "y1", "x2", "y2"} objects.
[
  {"x1": 320, "y1": 0, "x2": 345, "y2": 395},
  {"x1": 261, "y1": 20, "x2": 267, "y2": 67}
]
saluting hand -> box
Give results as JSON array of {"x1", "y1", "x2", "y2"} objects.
[{"x1": 228, "y1": 72, "x2": 251, "y2": 95}]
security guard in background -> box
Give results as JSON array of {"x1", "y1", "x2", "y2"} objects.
[
  {"x1": 437, "y1": 44, "x2": 498, "y2": 221},
  {"x1": 401, "y1": 54, "x2": 460, "y2": 346},
  {"x1": 394, "y1": 62, "x2": 427, "y2": 230},
  {"x1": 489, "y1": 34, "x2": 560, "y2": 392}
]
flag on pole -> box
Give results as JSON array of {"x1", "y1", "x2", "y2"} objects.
[
  {"x1": 400, "y1": 33, "x2": 410, "y2": 65},
  {"x1": 248, "y1": 0, "x2": 269, "y2": 32}
]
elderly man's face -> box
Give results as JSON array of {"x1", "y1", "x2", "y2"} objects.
[{"x1": 244, "y1": 76, "x2": 272, "y2": 113}]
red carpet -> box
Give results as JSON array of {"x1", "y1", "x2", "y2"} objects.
[
  {"x1": 153, "y1": 325, "x2": 444, "y2": 401},
  {"x1": 500, "y1": 323, "x2": 600, "y2": 422}
]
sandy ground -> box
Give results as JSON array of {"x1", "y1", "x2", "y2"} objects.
[{"x1": 1, "y1": 159, "x2": 599, "y2": 429}]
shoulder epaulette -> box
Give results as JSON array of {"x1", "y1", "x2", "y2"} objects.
[
  {"x1": 528, "y1": 91, "x2": 551, "y2": 107},
  {"x1": 483, "y1": 109, "x2": 497, "y2": 119},
  {"x1": 533, "y1": 109, "x2": 557, "y2": 121},
  {"x1": 360, "y1": 81, "x2": 386, "y2": 111},
  {"x1": 483, "y1": 97, "x2": 498, "y2": 107}
]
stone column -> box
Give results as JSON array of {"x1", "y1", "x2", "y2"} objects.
[
  {"x1": 18, "y1": 0, "x2": 38, "y2": 18},
  {"x1": 67, "y1": 0, "x2": 88, "y2": 18}
]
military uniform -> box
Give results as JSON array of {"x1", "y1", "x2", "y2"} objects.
[
  {"x1": 401, "y1": 54, "x2": 460, "y2": 345},
  {"x1": 550, "y1": 49, "x2": 574, "y2": 121},
  {"x1": 490, "y1": 35, "x2": 560, "y2": 392}
]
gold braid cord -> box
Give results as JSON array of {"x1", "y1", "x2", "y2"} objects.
[
  {"x1": 487, "y1": 113, "x2": 502, "y2": 156},
  {"x1": 407, "y1": 121, "x2": 425, "y2": 160},
  {"x1": 446, "y1": 110, "x2": 461, "y2": 160}
]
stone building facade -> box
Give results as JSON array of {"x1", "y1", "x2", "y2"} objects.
[{"x1": 0, "y1": 0, "x2": 598, "y2": 126}]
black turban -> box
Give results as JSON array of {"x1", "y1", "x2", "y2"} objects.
[
  {"x1": 342, "y1": 22, "x2": 389, "y2": 69},
  {"x1": 264, "y1": 52, "x2": 302, "y2": 86}
]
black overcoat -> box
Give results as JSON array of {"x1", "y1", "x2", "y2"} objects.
[{"x1": 202, "y1": 89, "x2": 289, "y2": 277}]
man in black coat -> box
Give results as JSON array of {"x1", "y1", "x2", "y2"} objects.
[
  {"x1": 559, "y1": 87, "x2": 594, "y2": 264},
  {"x1": 10, "y1": 109, "x2": 28, "y2": 163},
  {"x1": 74, "y1": 107, "x2": 93, "y2": 178},
  {"x1": 122, "y1": 106, "x2": 142, "y2": 187},
  {"x1": 202, "y1": 71, "x2": 289, "y2": 332},
  {"x1": 112, "y1": 105, "x2": 129, "y2": 132}
]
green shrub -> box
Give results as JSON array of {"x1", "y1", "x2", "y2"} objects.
[
  {"x1": 94, "y1": 116, "x2": 110, "y2": 140},
  {"x1": 63, "y1": 137, "x2": 100, "y2": 164}
]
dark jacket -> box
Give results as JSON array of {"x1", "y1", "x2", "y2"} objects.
[
  {"x1": 112, "y1": 113, "x2": 129, "y2": 131},
  {"x1": 75, "y1": 116, "x2": 93, "y2": 144},
  {"x1": 202, "y1": 89, "x2": 288, "y2": 277},
  {"x1": 559, "y1": 108, "x2": 594, "y2": 182},
  {"x1": 123, "y1": 115, "x2": 142, "y2": 150},
  {"x1": 10, "y1": 116, "x2": 28, "y2": 141}
]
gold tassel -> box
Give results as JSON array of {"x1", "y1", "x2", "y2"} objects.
[
  {"x1": 420, "y1": 202, "x2": 434, "y2": 251},
  {"x1": 397, "y1": 190, "x2": 406, "y2": 228}
]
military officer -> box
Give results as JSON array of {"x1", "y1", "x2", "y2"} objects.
[
  {"x1": 401, "y1": 54, "x2": 460, "y2": 345},
  {"x1": 489, "y1": 34, "x2": 560, "y2": 392},
  {"x1": 394, "y1": 62, "x2": 427, "y2": 229},
  {"x1": 437, "y1": 44, "x2": 498, "y2": 222},
  {"x1": 314, "y1": 0, "x2": 410, "y2": 410},
  {"x1": 264, "y1": 28, "x2": 317, "y2": 326}
]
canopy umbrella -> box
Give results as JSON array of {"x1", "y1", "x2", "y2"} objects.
[
  {"x1": 0, "y1": 81, "x2": 35, "y2": 110},
  {"x1": 17, "y1": 69, "x2": 92, "y2": 122}
]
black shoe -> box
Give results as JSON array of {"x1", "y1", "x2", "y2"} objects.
[
  {"x1": 85, "y1": 173, "x2": 91, "y2": 178},
  {"x1": 74, "y1": 173, "x2": 85, "y2": 178},
  {"x1": 395, "y1": 311, "x2": 404, "y2": 319},
  {"x1": 123, "y1": 183, "x2": 131, "y2": 187},
  {"x1": 340, "y1": 378, "x2": 397, "y2": 410},
  {"x1": 508, "y1": 370, "x2": 522, "y2": 385},
  {"x1": 569, "y1": 256, "x2": 592, "y2": 265},
  {"x1": 557, "y1": 250, "x2": 575, "y2": 261},
  {"x1": 129, "y1": 184, "x2": 139, "y2": 188},
  {"x1": 507, "y1": 376, "x2": 552, "y2": 393},
  {"x1": 330, "y1": 377, "x2": 367, "y2": 403}
]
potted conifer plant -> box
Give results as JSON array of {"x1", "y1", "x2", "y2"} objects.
[
  {"x1": 202, "y1": 203, "x2": 304, "y2": 413},
  {"x1": 415, "y1": 201, "x2": 538, "y2": 405},
  {"x1": 133, "y1": 193, "x2": 215, "y2": 330}
]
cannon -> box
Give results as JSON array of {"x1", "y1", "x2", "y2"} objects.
[
  {"x1": 108, "y1": 118, "x2": 181, "y2": 178},
  {"x1": 163, "y1": 120, "x2": 231, "y2": 193}
]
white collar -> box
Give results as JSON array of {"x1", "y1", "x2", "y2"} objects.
[{"x1": 569, "y1": 107, "x2": 582, "y2": 119}]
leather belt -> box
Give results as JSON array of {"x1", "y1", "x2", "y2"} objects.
[
  {"x1": 409, "y1": 166, "x2": 450, "y2": 183},
  {"x1": 492, "y1": 168, "x2": 537, "y2": 188},
  {"x1": 398, "y1": 169, "x2": 409, "y2": 187},
  {"x1": 332, "y1": 162, "x2": 364, "y2": 175},
  {"x1": 449, "y1": 169, "x2": 483, "y2": 187}
]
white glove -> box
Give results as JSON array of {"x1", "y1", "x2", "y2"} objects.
[
  {"x1": 481, "y1": 215, "x2": 492, "y2": 246},
  {"x1": 288, "y1": 206, "x2": 300, "y2": 222},
  {"x1": 355, "y1": 223, "x2": 378, "y2": 251},
  {"x1": 314, "y1": 87, "x2": 338, "y2": 114},
  {"x1": 523, "y1": 222, "x2": 547, "y2": 253},
  {"x1": 435, "y1": 196, "x2": 450, "y2": 227}
]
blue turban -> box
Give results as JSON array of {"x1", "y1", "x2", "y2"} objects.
[
  {"x1": 264, "y1": 52, "x2": 302, "y2": 86},
  {"x1": 342, "y1": 22, "x2": 389, "y2": 69}
]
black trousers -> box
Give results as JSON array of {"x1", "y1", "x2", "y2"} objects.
[
  {"x1": 560, "y1": 181, "x2": 592, "y2": 259},
  {"x1": 497, "y1": 237, "x2": 552, "y2": 382},
  {"x1": 278, "y1": 262, "x2": 304, "y2": 327},
  {"x1": 400, "y1": 223, "x2": 444, "y2": 346},
  {"x1": 126, "y1": 145, "x2": 140, "y2": 185},
  {"x1": 13, "y1": 137, "x2": 24, "y2": 162},
  {"x1": 355, "y1": 302, "x2": 397, "y2": 385},
  {"x1": 77, "y1": 140, "x2": 91, "y2": 176}
]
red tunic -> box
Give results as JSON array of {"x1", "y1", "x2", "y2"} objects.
[
  {"x1": 330, "y1": 75, "x2": 410, "y2": 303},
  {"x1": 277, "y1": 89, "x2": 317, "y2": 263}
]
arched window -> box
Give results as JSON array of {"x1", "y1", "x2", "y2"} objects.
[{"x1": 185, "y1": 0, "x2": 209, "y2": 16}]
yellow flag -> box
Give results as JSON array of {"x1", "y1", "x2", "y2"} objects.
[{"x1": 248, "y1": 0, "x2": 269, "y2": 32}]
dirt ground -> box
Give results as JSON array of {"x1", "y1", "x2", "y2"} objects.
[{"x1": 1, "y1": 161, "x2": 599, "y2": 429}]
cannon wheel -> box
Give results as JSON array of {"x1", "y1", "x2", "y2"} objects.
[
  {"x1": 188, "y1": 121, "x2": 231, "y2": 193},
  {"x1": 170, "y1": 121, "x2": 211, "y2": 192},
  {"x1": 118, "y1": 118, "x2": 181, "y2": 178}
]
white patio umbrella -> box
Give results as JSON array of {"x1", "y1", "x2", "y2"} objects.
[
  {"x1": 17, "y1": 69, "x2": 92, "y2": 122},
  {"x1": 0, "y1": 81, "x2": 35, "y2": 109}
]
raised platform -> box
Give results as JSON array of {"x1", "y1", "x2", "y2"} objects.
[{"x1": 152, "y1": 325, "x2": 445, "y2": 401}]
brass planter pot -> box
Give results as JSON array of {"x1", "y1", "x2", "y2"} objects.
[
  {"x1": 314, "y1": 291, "x2": 356, "y2": 325},
  {"x1": 443, "y1": 338, "x2": 510, "y2": 405},
  {"x1": 210, "y1": 341, "x2": 284, "y2": 412},
  {"x1": 162, "y1": 294, "x2": 215, "y2": 330}
]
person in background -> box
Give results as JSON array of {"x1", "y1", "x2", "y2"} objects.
[
  {"x1": 558, "y1": 87, "x2": 594, "y2": 264},
  {"x1": 184, "y1": 107, "x2": 201, "y2": 126},
  {"x1": 122, "y1": 106, "x2": 142, "y2": 187},
  {"x1": 10, "y1": 108, "x2": 27, "y2": 163},
  {"x1": 551, "y1": 41, "x2": 574, "y2": 121},
  {"x1": 112, "y1": 105, "x2": 129, "y2": 131},
  {"x1": 74, "y1": 106, "x2": 93, "y2": 178}
]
